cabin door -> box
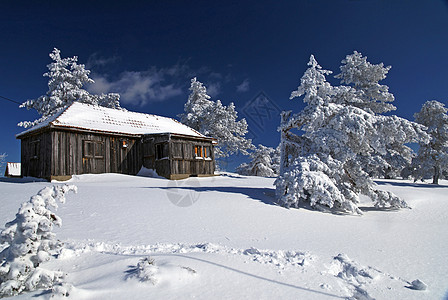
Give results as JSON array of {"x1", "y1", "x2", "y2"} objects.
[{"x1": 82, "y1": 140, "x2": 106, "y2": 174}]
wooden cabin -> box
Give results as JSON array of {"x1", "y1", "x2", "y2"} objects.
[
  {"x1": 16, "y1": 102, "x2": 216, "y2": 181},
  {"x1": 4, "y1": 162, "x2": 21, "y2": 178}
]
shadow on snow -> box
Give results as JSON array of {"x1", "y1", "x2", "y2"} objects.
[
  {"x1": 375, "y1": 180, "x2": 448, "y2": 189},
  {"x1": 0, "y1": 177, "x2": 47, "y2": 184},
  {"x1": 156, "y1": 185, "x2": 278, "y2": 207}
]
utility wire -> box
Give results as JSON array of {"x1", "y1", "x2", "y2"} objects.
[{"x1": 0, "y1": 95, "x2": 22, "y2": 105}]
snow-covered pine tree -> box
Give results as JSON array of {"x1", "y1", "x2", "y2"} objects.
[
  {"x1": 0, "y1": 185, "x2": 77, "y2": 297},
  {"x1": 0, "y1": 153, "x2": 6, "y2": 169},
  {"x1": 236, "y1": 144, "x2": 277, "y2": 177},
  {"x1": 412, "y1": 100, "x2": 448, "y2": 184},
  {"x1": 179, "y1": 77, "x2": 253, "y2": 159},
  {"x1": 19, "y1": 48, "x2": 121, "y2": 128},
  {"x1": 179, "y1": 77, "x2": 213, "y2": 133},
  {"x1": 275, "y1": 54, "x2": 427, "y2": 214},
  {"x1": 335, "y1": 51, "x2": 415, "y2": 178},
  {"x1": 335, "y1": 51, "x2": 396, "y2": 114},
  {"x1": 270, "y1": 145, "x2": 281, "y2": 175}
]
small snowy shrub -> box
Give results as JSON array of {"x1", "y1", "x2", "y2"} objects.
[
  {"x1": 51, "y1": 282, "x2": 74, "y2": 297},
  {"x1": 0, "y1": 185, "x2": 77, "y2": 297},
  {"x1": 133, "y1": 257, "x2": 158, "y2": 285},
  {"x1": 127, "y1": 257, "x2": 197, "y2": 286},
  {"x1": 236, "y1": 144, "x2": 277, "y2": 177}
]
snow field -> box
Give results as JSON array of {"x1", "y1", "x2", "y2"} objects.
[{"x1": 1, "y1": 174, "x2": 447, "y2": 299}]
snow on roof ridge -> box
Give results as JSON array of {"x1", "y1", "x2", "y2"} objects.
[{"x1": 17, "y1": 101, "x2": 209, "y2": 139}]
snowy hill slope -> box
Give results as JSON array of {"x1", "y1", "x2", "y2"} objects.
[{"x1": 0, "y1": 174, "x2": 447, "y2": 299}]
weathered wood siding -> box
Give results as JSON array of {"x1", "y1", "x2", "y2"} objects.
[
  {"x1": 142, "y1": 134, "x2": 171, "y2": 178},
  {"x1": 20, "y1": 129, "x2": 214, "y2": 180},
  {"x1": 141, "y1": 133, "x2": 215, "y2": 178},
  {"x1": 108, "y1": 136, "x2": 142, "y2": 175},
  {"x1": 20, "y1": 131, "x2": 52, "y2": 179},
  {"x1": 50, "y1": 130, "x2": 142, "y2": 177},
  {"x1": 169, "y1": 136, "x2": 215, "y2": 177}
]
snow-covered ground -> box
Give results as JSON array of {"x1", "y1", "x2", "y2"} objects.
[{"x1": 1, "y1": 173, "x2": 447, "y2": 299}]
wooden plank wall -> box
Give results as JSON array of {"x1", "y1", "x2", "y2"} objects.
[
  {"x1": 109, "y1": 136, "x2": 142, "y2": 174},
  {"x1": 20, "y1": 129, "x2": 214, "y2": 180},
  {"x1": 169, "y1": 136, "x2": 215, "y2": 176},
  {"x1": 51, "y1": 130, "x2": 142, "y2": 177},
  {"x1": 20, "y1": 132, "x2": 52, "y2": 179},
  {"x1": 148, "y1": 134, "x2": 170, "y2": 178}
]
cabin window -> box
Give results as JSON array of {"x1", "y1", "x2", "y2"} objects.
[
  {"x1": 155, "y1": 143, "x2": 165, "y2": 160},
  {"x1": 203, "y1": 146, "x2": 211, "y2": 158},
  {"x1": 83, "y1": 140, "x2": 104, "y2": 159},
  {"x1": 30, "y1": 140, "x2": 40, "y2": 159},
  {"x1": 94, "y1": 142, "x2": 104, "y2": 158},
  {"x1": 194, "y1": 145, "x2": 212, "y2": 159},
  {"x1": 194, "y1": 145, "x2": 203, "y2": 159},
  {"x1": 121, "y1": 140, "x2": 128, "y2": 148}
]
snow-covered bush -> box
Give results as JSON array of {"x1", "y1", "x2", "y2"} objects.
[
  {"x1": 19, "y1": 48, "x2": 121, "y2": 128},
  {"x1": 51, "y1": 282, "x2": 74, "y2": 297},
  {"x1": 412, "y1": 100, "x2": 448, "y2": 184},
  {"x1": 179, "y1": 78, "x2": 253, "y2": 159},
  {"x1": 133, "y1": 257, "x2": 158, "y2": 285},
  {"x1": 236, "y1": 144, "x2": 277, "y2": 177},
  {"x1": 126, "y1": 256, "x2": 197, "y2": 286},
  {"x1": 276, "y1": 53, "x2": 427, "y2": 214},
  {"x1": 0, "y1": 185, "x2": 77, "y2": 297}
]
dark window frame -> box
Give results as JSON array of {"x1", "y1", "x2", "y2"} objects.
[
  {"x1": 83, "y1": 140, "x2": 104, "y2": 159},
  {"x1": 203, "y1": 146, "x2": 211, "y2": 158},
  {"x1": 195, "y1": 145, "x2": 211, "y2": 159}
]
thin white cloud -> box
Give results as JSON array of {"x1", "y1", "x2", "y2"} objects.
[
  {"x1": 86, "y1": 56, "x2": 230, "y2": 105},
  {"x1": 209, "y1": 72, "x2": 223, "y2": 79},
  {"x1": 86, "y1": 53, "x2": 119, "y2": 69},
  {"x1": 236, "y1": 78, "x2": 250, "y2": 93},
  {"x1": 88, "y1": 69, "x2": 183, "y2": 106},
  {"x1": 207, "y1": 82, "x2": 221, "y2": 97}
]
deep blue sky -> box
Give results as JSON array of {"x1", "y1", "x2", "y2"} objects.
[{"x1": 1, "y1": 0, "x2": 448, "y2": 172}]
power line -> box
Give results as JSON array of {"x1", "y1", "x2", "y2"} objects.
[{"x1": 0, "y1": 95, "x2": 22, "y2": 105}]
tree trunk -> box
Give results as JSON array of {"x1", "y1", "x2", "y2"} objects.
[
  {"x1": 279, "y1": 111, "x2": 292, "y2": 174},
  {"x1": 433, "y1": 165, "x2": 440, "y2": 185}
]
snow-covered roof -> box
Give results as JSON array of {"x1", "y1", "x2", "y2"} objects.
[
  {"x1": 5, "y1": 162, "x2": 21, "y2": 177},
  {"x1": 17, "y1": 102, "x2": 208, "y2": 139}
]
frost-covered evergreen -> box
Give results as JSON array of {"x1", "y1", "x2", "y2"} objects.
[
  {"x1": 0, "y1": 185, "x2": 77, "y2": 297},
  {"x1": 276, "y1": 53, "x2": 427, "y2": 214},
  {"x1": 270, "y1": 145, "x2": 281, "y2": 175},
  {"x1": 132, "y1": 257, "x2": 158, "y2": 284},
  {"x1": 19, "y1": 48, "x2": 121, "y2": 128},
  {"x1": 236, "y1": 144, "x2": 277, "y2": 177},
  {"x1": 412, "y1": 100, "x2": 448, "y2": 184},
  {"x1": 336, "y1": 51, "x2": 415, "y2": 178},
  {"x1": 335, "y1": 51, "x2": 396, "y2": 114},
  {"x1": 179, "y1": 78, "x2": 253, "y2": 158},
  {"x1": 179, "y1": 77, "x2": 213, "y2": 133},
  {"x1": 0, "y1": 153, "x2": 6, "y2": 168}
]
